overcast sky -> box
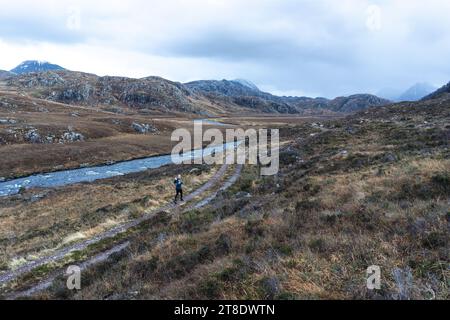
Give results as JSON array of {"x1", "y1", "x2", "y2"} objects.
[{"x1": 0, "y1": 0, "x2": 449, "y2": 98}]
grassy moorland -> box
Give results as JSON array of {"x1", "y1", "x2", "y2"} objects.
[
  {"x1": 13, "y1": 97, "x2": 447, "y2": 300},
  {"x1": 0, "y1": 91, "x2": 194, "y2": 179}
]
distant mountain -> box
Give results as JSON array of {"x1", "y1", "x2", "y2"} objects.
[
  {"x1": 398, "y1": 83, "x2": 437, "y2": 101},
  {"x1": 10, "y1": 60, "x2": 65, "y2": 75},
  {"x1": 378, "y1": 83, "x2": 437, "y2": 102},
  {"x1": 327, "y1": 94, "x2": 391, "y2": 113},
  {"x1": 0, "y1": 70, "x2": 15, "y2": 79},
  {"x1": 377, "y1": 87, "x2": 404, "y2": 101},
  {"x1": 185, "y1": 79, "x2": 298, "y2": 113},
  {"x1": 422, "y1": 81, "x2": 450, "y2": 101},
  {"x1": 186, "y1": 79, "x2": 390, "y2": 113}
]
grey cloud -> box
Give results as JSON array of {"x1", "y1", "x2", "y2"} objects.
[
  {"x1": 0, "y1": 17, "x2": 85, "y2": 44},
  {"x1": 160, "y1": 29, "x2": 358, "y2": 67},
  {"x1": 1, "y1": 0, "x2": 449, "y2": 98}
]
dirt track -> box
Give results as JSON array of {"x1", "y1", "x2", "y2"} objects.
[{"x1": 1, "y1": 162, "x2": 243, "y2": 298}]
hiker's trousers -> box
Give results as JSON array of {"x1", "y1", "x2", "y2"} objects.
[{"x1": 175, "y1": 189, "x2": 183, "y2": 202}]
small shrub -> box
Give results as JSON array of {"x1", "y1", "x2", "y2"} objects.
[
  {"x1": 295, "y1": 199, "x2": 319, "y2": 212},
  {"x1": 431, "y1": 173, "x2": 450, "y2": 194},
  {"x1": 215, "y1": 234, "x2": 232, "y2": 255},
  {"x1": 245, "y1": 219, "x2": 265, "y2": 237},
  {"x1": 274, "y1": 243, "x2": 293, "y2": 256},
  {"x1": 276, "y1": 291, "x2": 298, "y2": 300},
  {"x1": 162, "y1": 245, "x2": 212, "y2": 279},
  {"x1": 131, "y1": 256, "x2": 159, "y2": 280},
  {"x1": 303, "y1": 183, "x2": 321, "y2": 195},
  {"x1": 280, "y1": 150, "x2": 300, "y2": 166},
  {"x1": 179, "y1": 210, "x2": 215, "y2": 233},
  {"x1": 258, "y1": 276, "x2": 281, "y2": 299},
  {"x1": 422, "y1": 232, "x2": 447, "y2": 249},
  {"x1": 217, "y1": 263, "x2": 248, "y2": 282},
  {"x1": 199, "y1": 279, "x2": 223, "y2": 299},
  {"x1": 308, "y1": 238, "x2": 327, "y2": 253}
]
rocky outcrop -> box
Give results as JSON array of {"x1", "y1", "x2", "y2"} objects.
[
  {"x1": 61, "y1": 130, "x2": 84, "y2": 143},
  {"x1": 132, "y1": 122, "x2": 158, "y2": 134},
  {"x1": 24, "y1": 129, "x2": 42, "y2": 143},
  {"x1": 22, "y1": 127, "x2": 84, "y2": 144}
]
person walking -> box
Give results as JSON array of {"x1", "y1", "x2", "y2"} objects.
[{"x1": 174, "y1": 174, "x2": 184, "y2": 204}]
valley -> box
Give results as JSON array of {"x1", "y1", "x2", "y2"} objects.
[{"x1": 0, "y1": 66, "x2": 448, "y2": 300}]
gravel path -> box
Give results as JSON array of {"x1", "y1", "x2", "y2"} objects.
[{"x1": 187, "y1": 164, "x2": 243, "y2": 211}]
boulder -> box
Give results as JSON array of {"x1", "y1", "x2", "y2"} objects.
[
  {"x1": 236, "y1": 191, "x2": 252, "y2": 199},
  {"x1": 132, "y1": 122, "x2": 158, "y2": 134},
  {"x1": 24, "y1": 129, "x2": 42, "y2": 143},
  {"x1": 382, "y1": 153, "x2": 397, "y2": 163},
  {"x1": 61, "y1": 130, "x2": 84, "y2": 143}
]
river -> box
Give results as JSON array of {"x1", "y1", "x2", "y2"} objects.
[{"x1": 0, "y1": 141, "x2": 238, "y2": 197}]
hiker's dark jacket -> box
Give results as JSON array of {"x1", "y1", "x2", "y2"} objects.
[{"x1": 174, "y1": 178, "x2": 183, "y2": 191}]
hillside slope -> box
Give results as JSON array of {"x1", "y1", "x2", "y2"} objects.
[{"x1": 422, "y1": 81, "x2": 450, "y2": 101}]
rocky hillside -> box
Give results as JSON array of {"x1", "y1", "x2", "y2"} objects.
[
  {"x1": 10, "y1": 60, "x2": 65, "y2": 75},
  {"x1": 3, "y1": 65, "x2": 390, "y2": 115},
  {"x1": 186, "y1": 79, "x2": 300, "y2": 113},
  {"x1": 326, "y1": 94, "x2": 390, "y2": 112},
  {"x1": 186, "y1": 79, "x2": 262, "y2": 96},
  {"x1": 5, "y1": 71, "x2": 217, "y2": 115},
  {"x1": 186, "y1": 80, "x2": 390, "y2": 114},
  {"x1": 422, "y1": 81, "x2": 450, "y2": 101}
]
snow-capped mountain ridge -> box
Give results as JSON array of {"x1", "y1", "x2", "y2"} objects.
[{"x1": 10, "y1": 60, "x2": 65, "y2": 75}]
